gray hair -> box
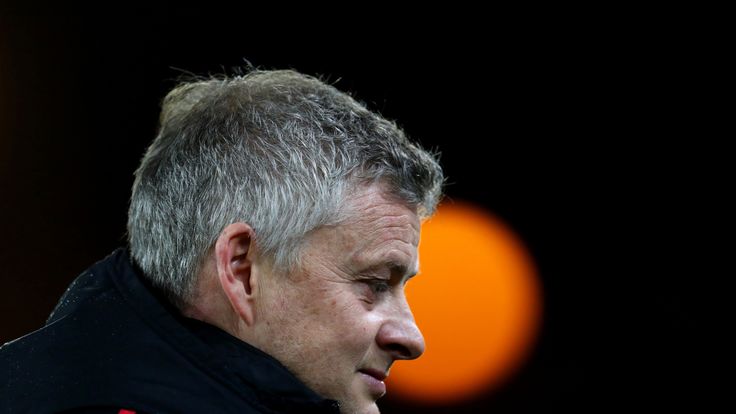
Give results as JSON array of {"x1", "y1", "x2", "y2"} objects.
[{"x1": 127, "y1": 69, "x2": 443, "y2": 308}]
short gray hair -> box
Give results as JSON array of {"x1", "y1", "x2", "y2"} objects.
[{"x1": 127, "y1": 69, "x2": 443, "y2": 308}]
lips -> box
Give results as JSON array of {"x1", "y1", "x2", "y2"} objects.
[
  {"x1": 358, "y1": 368, "x2": 388, "y2": 398},
  {"x1": 359, "y1": 368, "x2": 387, "y2": 381}
]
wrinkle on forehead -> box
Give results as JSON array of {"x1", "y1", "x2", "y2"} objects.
[
  {"x1": 301, "y1": 184, "x2": 421, "y2": 279},
  {"x1": 341, "y1": 185, "x2": 420, "y2": 231},
  {"x1": 338, "y1": 186, "x2": 420, "y2": 272}
]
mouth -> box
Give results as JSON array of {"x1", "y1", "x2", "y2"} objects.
[
  {"x1": 358, "y1": 368, "x2": 388, "y2": 398},
  {"x1": 358, "y1": 368, "x2": 387, "y2": 382}
]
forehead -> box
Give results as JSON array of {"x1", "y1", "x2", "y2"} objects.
[
  {"x1": 341, "y1": 185, "x2": 420, "y2": 230},
  {"x1": 306, "y1": 185, "x2": 421, "y2": 273}
]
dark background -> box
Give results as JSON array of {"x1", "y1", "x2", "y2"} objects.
[{"x1": 1, "y1": 13, "x2": 717, "y2": 413}]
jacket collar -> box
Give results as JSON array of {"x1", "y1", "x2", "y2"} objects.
[{"x1": 106, "y1": 248, "x2": 340, "y2": 413}]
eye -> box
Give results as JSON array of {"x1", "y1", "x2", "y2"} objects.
[
  {"x1": 358, "y1": 278, "x2": 391, "y2": 304},
  {"x1": 368, "y1": 279, "x2": 391, "y2": 295}
]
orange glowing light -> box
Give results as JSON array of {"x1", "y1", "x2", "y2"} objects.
[{"x1": 388, "y1": 201, "x2": 542, "y2": 404}]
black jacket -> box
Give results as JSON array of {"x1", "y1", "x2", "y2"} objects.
[{"x1": 0, "y1": 249, "x2": 340, "y2": 414}]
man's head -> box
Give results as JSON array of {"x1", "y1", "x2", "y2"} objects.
[{"x1": 127, "y1": 69, "x2": 443, "y2": 413}]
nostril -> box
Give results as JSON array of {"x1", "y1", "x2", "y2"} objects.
[
  {"x1": 385, "y1": 343, "x2": 412, "y2": 359},
  {"x1": 378, "y1": 331, "x2": 424, "y2": 360}
]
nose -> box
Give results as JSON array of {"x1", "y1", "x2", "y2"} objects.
[{"x1": 376, "y1": 294, "x2": 425, "y2": 360}]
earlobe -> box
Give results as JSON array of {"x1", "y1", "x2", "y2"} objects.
[{"x1": 215, "y1": 222, "x2": 258, "y2": 326}]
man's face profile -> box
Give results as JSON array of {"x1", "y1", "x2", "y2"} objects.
[
  {"x1": 1, "y1": 70, "x2": 443, "y2": 414},
  {"x1": 251, "y1": 184, "x2": 425, "y2": 414}
]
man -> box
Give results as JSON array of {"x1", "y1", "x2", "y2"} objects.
[{"x1": 0, "y1": 69, "x2": 443, "y2": 413}]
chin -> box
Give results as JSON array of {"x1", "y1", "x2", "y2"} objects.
[{"x1": 338, "y1": 397, "x2": 380, "y2": 414}]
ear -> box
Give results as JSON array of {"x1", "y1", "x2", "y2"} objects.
[{"x1": 214, "y1": 222, "x2": 258, "y2": 326}]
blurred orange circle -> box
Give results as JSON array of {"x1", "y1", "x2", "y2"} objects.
[{"x1": 387, "y1": 201, "x2": 542, "y2": 404}]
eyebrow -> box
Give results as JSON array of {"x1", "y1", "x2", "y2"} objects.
[
  {"x1": 358, "y1": 261, "x2": 417, "y2": 281},
  {"x1": 388, "y1": 262, "x2": 418, "y2": 281}
]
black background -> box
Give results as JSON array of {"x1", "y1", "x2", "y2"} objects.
[{"x1": 1, "y1": 12, "x2": 717, "y2": 413}]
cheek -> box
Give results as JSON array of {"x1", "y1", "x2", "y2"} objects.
[
  {"x1": 276, "y1": 280, "x2": 380, "y2": 351},
  {"x1": 312, "y1": 298, "x2": 375, "y2": 352},
  {"x1": 333, "y1": 303, "x2": 384, "y2": 350}
]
